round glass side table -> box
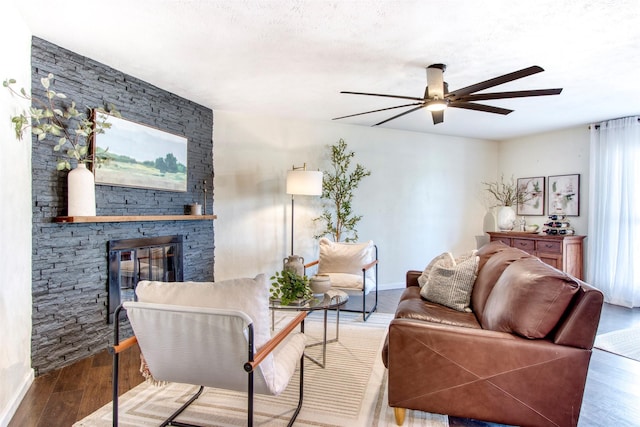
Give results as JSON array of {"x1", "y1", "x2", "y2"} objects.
[{"x1": 270, "y1": 289, "x2": 349, "y2": 368}]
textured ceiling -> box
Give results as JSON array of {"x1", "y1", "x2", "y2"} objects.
[{"x1": 13, "y1": 0, "x2": 640, "y2": 140}]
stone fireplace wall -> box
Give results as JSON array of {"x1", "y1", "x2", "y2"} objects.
[{"x1": 31, "y1": 37, "x2": 215, "y2": 374}]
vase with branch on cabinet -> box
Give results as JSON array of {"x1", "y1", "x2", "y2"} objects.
[
  {"x1": 483, "y1": 174, "x2": 528, "y2": 232},
  {"x1": 496, "y1": 205, "x2": 516, "y2": 231}
]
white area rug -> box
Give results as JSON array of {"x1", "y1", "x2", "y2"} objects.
[
  {"x1": 594, "y1": 327, "x2": 640, "y2": 362},
  {"x1": 74, "y1": 311, "x2": 449, "y2": 426}
]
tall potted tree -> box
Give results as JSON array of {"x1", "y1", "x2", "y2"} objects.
[{"x1": 314, "y1": 138, "x2": 371, "y2": 242}]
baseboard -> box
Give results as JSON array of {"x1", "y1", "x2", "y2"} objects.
[
  {"x1": 0, "y1": 368, "x2": 34, "y2": 427},
  {"x1": 378, "y1": 282, "x2": 405, "y2": 291}
]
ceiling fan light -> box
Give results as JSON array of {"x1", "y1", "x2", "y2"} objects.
[{"x1": 425, "y1": 99, "x2": 448, "y2": 111}]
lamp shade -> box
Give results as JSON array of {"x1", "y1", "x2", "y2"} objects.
[{"x1": 286, "y1": 170, "x2": 323, "y2": 196}]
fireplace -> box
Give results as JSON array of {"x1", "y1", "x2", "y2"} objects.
[{"x1": 108, "y1": 235, "x2": 184, "y2": 322}]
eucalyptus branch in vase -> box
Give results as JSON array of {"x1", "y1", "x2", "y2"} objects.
[{"x1": 3, "y1": 73, "x2": 120, "y2": 170}]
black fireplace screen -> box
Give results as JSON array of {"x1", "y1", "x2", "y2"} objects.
[{"x1": 108, "y1": 235, "x2": 183, "y2": 323}]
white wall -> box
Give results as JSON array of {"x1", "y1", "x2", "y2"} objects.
[
  {"x1": 498, "y1": 126, "x2": 590, "y2": 234},
  {"x1": 214, "y1": 110, "x2": 498, "y2": 288},
  {"x1": 0, "y1": 7, "x2": 34, "y2": 427}
]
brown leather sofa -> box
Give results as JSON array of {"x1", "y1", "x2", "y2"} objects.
[{"x1": 381, "y1": 241, "x2": 604, "y2": 427}]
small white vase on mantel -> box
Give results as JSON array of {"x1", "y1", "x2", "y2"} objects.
[
  {"x1": 496, "y1": 205, "x2": 516, "y2": 231},
  {"x1": 67, "y1": 163, "x2": 96, "y2": 216}
]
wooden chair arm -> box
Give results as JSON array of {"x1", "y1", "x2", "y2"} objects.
[
  {"x1": 244, "y1": 311, "x2": 307, "y2": 372},
  {"x1": 109, "y1": 336, "x2": 138, "y2": 355},
  {"x1": 362, "y1": 259, "x2": 378, "y2": 271},
  {"x1": 304, "y1": 259, "x2": 319, "y2": 269}
]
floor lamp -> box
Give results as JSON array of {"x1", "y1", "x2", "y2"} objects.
[{"x1": 285, "y1": 164, "x2": 322, "y2": 273}]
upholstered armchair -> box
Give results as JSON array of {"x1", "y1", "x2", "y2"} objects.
[
  {"x1": 110, "y1": 274, "x2": 307, "y2": 427},
  {"x1": 304, "y1": 238, "x2": 378, "y2": 320}
]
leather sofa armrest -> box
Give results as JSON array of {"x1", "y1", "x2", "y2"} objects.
[{"x1": 406, "y1": 270, "x2": 421, "y2": 288}]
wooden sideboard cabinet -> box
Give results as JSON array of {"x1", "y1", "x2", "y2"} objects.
[{"x1": 487, "y1": 231, "x2": 586, "y2": 280}]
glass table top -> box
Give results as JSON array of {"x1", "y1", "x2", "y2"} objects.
[{"x1": 270, "y1": 289, "x2": 349, "y2": 311}]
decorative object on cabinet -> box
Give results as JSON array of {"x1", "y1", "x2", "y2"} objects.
[
  {"x1": 285, "y1": 163, "x2": 323, "y2": 270},
  {"x1": 487, "y1": 231, "x2": 585, "y2": 279},
  {"x1": 543, "y1": 214, "x2": 575, "y2": 235},
  {"x1": 314, "y1": 138, "x2": 371, "y2": 242},
  {"x1": 496, "y1": 206, "x2": 517, "y2": 231},
  {"x1": 93, "y1": 113, "x2": 188, "y2": 192},
  {"x1": 548, "y1": 174, "x2": 580, "y2": 216},
  {"x1": 516, "y1": 176, "x2": 545, "y2": 215},
  {"x1": 483, "y1": 174, "x2": 530, "y2": 231}
]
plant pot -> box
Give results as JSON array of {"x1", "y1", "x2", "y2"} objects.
[
  {"x1": 496, "y1": 206, "x2": 516, "y2": 231},
  {"x1": 310, "y1": 274, "x2": 331, "y2": 295},
  {"x1": 67, "y1": 164, "x2": 96, "y2": 216}
]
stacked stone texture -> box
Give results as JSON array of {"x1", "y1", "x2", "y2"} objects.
[{"x1": 30, "y1": 37, "x2": 214, "y2": 374}]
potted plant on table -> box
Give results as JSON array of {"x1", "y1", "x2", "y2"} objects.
[
  {"x1": 4, "y1": 73, "x2": 119, "y2": 216},
  {"x1": 270, "y1": 270, "x2": 312, "y2": 306}
]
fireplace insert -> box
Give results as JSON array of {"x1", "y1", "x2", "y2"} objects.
[{"x1": 108, "y1": 235, "x2": 183, "y2": 323}]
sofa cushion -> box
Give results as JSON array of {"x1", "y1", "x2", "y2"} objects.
[
  {"x1": 471, "y1": 244, "x2": 533, "y2": 318},
  {"x1": 420, "y1": 254, "x2": 479, "y2": 312},
  {"x1": 417, "y1": 252, "x2": 455, "y2": 287},
  {"x1": 135, "y1": 274, "x2": 271, "y2": 349},
  {"x1": 396, "y1": 287, "x2": 481, "y2": 329},
  {"x1": 480, "y1": 258, "x2": 580, "y2": 339}
]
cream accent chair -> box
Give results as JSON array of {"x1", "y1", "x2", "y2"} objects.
[
  {"x1": 110, "y1": 274, "x2": 307, "y2": 427},
  {"x1": 305, "y1": 238, "x2": 378, "y2": 321}
]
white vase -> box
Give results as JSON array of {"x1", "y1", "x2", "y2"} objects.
[
  {"x1": 67, "y1": 164, "x2": 96, "y2": 216},
  {"x1": 496, "y1": 206, "x2": 516, "y2": 231}
]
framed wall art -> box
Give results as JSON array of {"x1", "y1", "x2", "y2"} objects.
[
  {"x1": 516, "y1": 176, "x2": 545, "y2": 216},
  {"x1": 93, "y1": 112, "x2": 188, "y2": 192},
  {"x1": 548, "y1": 174, "x2": 580, "y2": 216}
]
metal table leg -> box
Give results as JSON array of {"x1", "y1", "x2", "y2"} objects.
[{"x1": 304, "y1": 306, "x2": 341, "y2": 368}]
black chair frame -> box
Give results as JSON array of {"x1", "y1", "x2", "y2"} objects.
[{"x1": 110, "y1": 304, "x2": 305, "y2": 427}]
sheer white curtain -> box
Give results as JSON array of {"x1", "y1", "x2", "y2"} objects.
[{"x1": 588, "y1": 116, "x2": 640, "y2": 307}]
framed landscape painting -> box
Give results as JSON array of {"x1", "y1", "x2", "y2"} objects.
[
  {"x1": 548, "y1": 174, "x2": 580, "y2": 216},
  {"x1": 93, "y1": 113, "x2": 188, "y2": 192},
  {"x1": 516, "y1": 176, "x2": 545, "y2": 216}
]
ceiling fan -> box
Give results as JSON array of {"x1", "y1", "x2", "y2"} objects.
[{"x1": 333, "y1": 64, "x2": 562, "y2": 125}]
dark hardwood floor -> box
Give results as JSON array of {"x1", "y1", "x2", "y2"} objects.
[{"x1": 8, "y1": 289, "x2": 640, "y2": 427}]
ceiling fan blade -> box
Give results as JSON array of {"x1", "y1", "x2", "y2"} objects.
[
  {"x1": 341, "y1": 91, "x2": 425, "y2": 102},
  {"x1": 449, "y1": 102, "x2": 513, "y2": 115},
  {"x1": 332, "y1": 102, "x2": 423, "y2": 120},
  {"x1": 447, "y1": 66, "x2": 545, "y2": 99},
  {"x1": 458, "y1": 88, "x2": 563, "y2": 102},
  {"x1": 374, "y1": 105, "x2": 425, "y2": 126},
  {"x1": 431, "y1": 110, "x2": 444, "y2": 124}
]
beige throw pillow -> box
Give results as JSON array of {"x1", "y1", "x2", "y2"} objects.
[
  {"x1": 420, "y1": 254, "x2": 479, "y2": 312},
  {"x1": 418, "y1": 252, "x2": 455, "y2": 287},
  {"x1": 317, "y1": 238, "x2": 376, "y2": 283}
]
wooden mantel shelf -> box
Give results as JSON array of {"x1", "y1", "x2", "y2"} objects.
[{"x1": 53, "y1": 214, "x2": 217, "y2": 223}]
